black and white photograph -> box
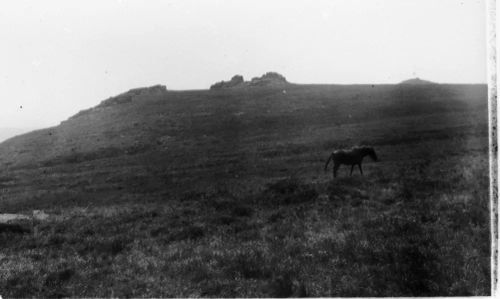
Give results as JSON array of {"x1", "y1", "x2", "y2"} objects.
[{"x1": 0, "y1": 0, "x2": 495, "y2": 297}]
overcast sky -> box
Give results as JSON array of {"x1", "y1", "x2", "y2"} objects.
[{"x1": 0, "y1": 0, "x2": 487, "y2": 130}]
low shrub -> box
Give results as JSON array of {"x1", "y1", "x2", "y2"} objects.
[
  {"x1": 168, "y1": 224, "x2": 205, "y2": 242},
  {"x1": 44, "y1": 268, "x2": 75, "y2": 289},
  {"x1": 3, "y1": 271, "x2": 41, "y2": 298},
  {"x1": 264, "y1": 177, "x2": 318, "y2": 205},
  {"x1": 226, "y1": 249, "x2": 270, "y2": 279},
  {"x1": 77, "y1": 236, "x2": 131, "y2": 256},
  {"x1": 231, "y1": 205, "x2": 254, "y2": 217},
  {"x1": 0, "y1": 223, "x2": 30, "y2": 234}
]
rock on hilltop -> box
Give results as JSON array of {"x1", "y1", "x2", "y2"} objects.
[
  {"x1": 210, "y1": 75, "x2": 245, "y2": 89},
  {"x1": 210, "y1": 72, "x2": 289, "y2": 90},
  {"x1": 249, "y1": 72, "x2": 288, "y2": 87}
]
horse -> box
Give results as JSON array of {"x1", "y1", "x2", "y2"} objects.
[{"x1": 324, "y1": 146, "x2": 378, "y2": 178}]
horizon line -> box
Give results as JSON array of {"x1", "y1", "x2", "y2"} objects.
[{"x1": 164, "y1": 81, "x2": 488, "y2": 92}]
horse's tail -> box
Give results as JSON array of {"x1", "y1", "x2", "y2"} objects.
[{"x1": 324, "y1": 153, "x2": 334, "y2": 172}]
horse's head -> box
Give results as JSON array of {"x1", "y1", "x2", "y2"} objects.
[{"x1": 364, "y1": 147, "x2": 378, "y2": 161}]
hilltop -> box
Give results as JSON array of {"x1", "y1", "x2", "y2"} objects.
[{"x1": 399, "y1": 77, "x2": 437, "y2": 85}]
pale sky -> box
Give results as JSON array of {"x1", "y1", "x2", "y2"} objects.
[{"x1": 0, "y1": 0, "x2": 487, "y2": 129}]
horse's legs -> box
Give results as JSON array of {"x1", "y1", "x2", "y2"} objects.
[
  {"x1": 333, "y1": 163, "x2": 340, "y2": 178},
  {"x1": 358, "y1": 163, "x2": 363, "y2": 175},
  {"x1": 350, "y1": 165, "x2": 354, "y2": 176}
]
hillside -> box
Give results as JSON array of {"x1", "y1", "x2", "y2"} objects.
[
  {"x1": 0, "y1": 83, "x2": 486, "y2": 173},
  {"x1": 0, "y1": 82, "x2": 490, "y2": 297},
  {"x1": 0, "y1": 127, "x2": 34, "y2": 143}
]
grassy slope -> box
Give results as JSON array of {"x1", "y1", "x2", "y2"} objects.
[{"x1": 0, "y1": 84, "x2": 490, "y2": 297}]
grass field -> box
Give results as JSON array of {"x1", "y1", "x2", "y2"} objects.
[{"x1": 0, "y1": 83, "x2": 490, "y2": 297}]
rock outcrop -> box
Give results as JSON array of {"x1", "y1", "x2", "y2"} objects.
[
  {"x1": 210, "y1": 72, "x2": 289, "y2": 90},
  {"x1": 210, "y1": 75, "x2": 245, "y2": 90},
  {"x1": 249, "y1": 72, "x2": 288, "y2": 87},
  {"x1": 210, "y1": 75, "x2": 245, "y2": 89}
]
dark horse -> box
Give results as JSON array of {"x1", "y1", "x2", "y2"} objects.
[{"x1": 324, "y1": 146, "x2": 378, "y2": 178}]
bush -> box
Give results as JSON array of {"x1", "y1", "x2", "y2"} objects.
[
  {"x1": 212, "y1": 215, "x2": 239, "y2": 226},
  {"x1": 44, "y1": 268, "x2": 75, "y2": 289},
  {"x1": 231, "y1": 205, "x2": 254, "y2": 217},
  {"x1": 3, "y1": 271, "x2": 40, "y2": 298},
  {"x1": 0, "y1": 223, "x2": 30, "y2": 234},
  {"x1": 264, "y1": 177, "x2": 318, "y2": 205},
  {"x1": 168, "y1": 225, "x2": 205, "y2": 242},
  {"x1": 226, "y1": 249, "x2": 270, "y2": 279},
  {"x1": 77, "y1": 236, "x2": 130, "y2": 256},
  {"x1": 265, "y1": 272, "x2": 307, "y2": 298}
]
